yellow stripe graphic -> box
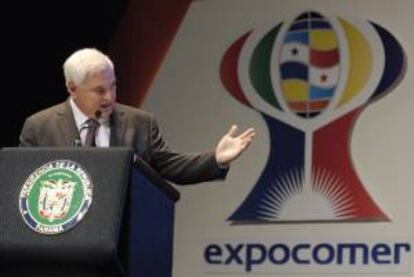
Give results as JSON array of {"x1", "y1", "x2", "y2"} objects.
[
  {"x1": 310, "y1": 30, "x2": 338, "y2": 50},
  {"x1": 281, "y1": 80, "x2": 309, "y2": 101},
  {"x1": 337, "y1": 18, "x2": 372, "y2": 107}
]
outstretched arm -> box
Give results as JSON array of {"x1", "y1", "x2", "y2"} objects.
[{"x1": 215, "y1": 125, "x2": 255, "y2": 167}]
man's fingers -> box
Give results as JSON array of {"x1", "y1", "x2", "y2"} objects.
[
  {"x1": 226, "y1": 125, "x2": 256, "y2": 146},
  {"x1": 240, "y1": 137, "x2": 254, "y2": 149},
  {"x1": 239, "y1": 128, "x2": 256, "y2": 139},
  {"x1": 227, "y1": 124, "x2": 238, "y2": 137}
]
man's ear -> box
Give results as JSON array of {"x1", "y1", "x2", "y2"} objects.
[{"x1": 66, "y1": 81, "x2": 77, "y2": 98}]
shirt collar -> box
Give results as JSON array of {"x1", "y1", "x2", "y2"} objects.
[
  {"x1": 69, "y1": 97, "x2": 88, "y2": 131},
  {"x1": 69, "y1": 97, "x2": 110, "y2": 130}
]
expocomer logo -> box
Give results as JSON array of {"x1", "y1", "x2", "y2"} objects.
[{"x1": 220, "y1": 11, "x2": 405, "y2": 222}]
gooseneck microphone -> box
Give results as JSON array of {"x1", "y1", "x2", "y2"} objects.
[
  {"x1": 74, "y1": 138, "x2": 82, "y2": 147},
  {"x1": 95, "y1": 110, "x2": 102, "y2": 120}
]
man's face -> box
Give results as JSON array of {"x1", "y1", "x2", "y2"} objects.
[{"x1": 68, "y1": 68, "x2": 116, "y2": 118}]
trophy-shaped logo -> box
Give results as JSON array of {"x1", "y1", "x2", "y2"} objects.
[
  {"x1": 38, "y1": 179, "x2": 75, "y2": 222},
  {"x1": 221, "y1": 11, "x2": 405, "y2": 222}
]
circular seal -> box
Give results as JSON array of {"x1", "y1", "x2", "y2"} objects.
[{"x1": 19, "y1": 160, "x2": 93, "y2": 235}]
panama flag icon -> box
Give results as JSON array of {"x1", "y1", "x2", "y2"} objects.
[{"x1": 221, "y1": 11, "x2": 405, "y2": 223}]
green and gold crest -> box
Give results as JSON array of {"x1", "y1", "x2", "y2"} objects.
[{"x1": 19, "y1": 160, "x2": 93, "y2": 235}]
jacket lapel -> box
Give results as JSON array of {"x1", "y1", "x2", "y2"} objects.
[
  {"x1": 57, "y1": 100, "x2": 80, "y2": 146},
  {"x1": 110, "y1": 105, "x2": 125, "y2": 146}
]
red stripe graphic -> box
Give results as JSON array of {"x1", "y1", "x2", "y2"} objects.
[
  {"x1": 220, "y1": 32, "x2": 253, "y2": 107},
  {"x1": 311, "y1": 49, "x2": 339, "y2": 68},
  {"x1": 313, "y1": 108, "x2": 389, "y2": 221},
  {"x1": 288, "y1": 100, "x2": 330, "y2": 111}
]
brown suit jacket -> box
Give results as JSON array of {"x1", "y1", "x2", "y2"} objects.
[{"x1": 19, "y1": 100, "x2": 226, "y2": 184}]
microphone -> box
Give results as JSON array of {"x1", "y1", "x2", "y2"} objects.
[
  {"x1": 95, "y1": 110, "x2": 102, "y2": 120},
  {"x1": 74, "y1": 138, "x2": 82, "y2": 147}
]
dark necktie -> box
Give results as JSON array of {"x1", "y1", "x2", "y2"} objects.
[{"x1": 84, "y1": 118, "x2": 100, "y2": 147}]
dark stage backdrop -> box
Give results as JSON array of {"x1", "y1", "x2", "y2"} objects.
[
  {"x1": 2, "y1": 0, "x2": 127, "y2": 147},
  {"x1": 3, "y1": 0, "x2": 192, "y2": 148}
]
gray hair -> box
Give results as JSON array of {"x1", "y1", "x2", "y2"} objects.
[{"x1": 63, "y1": 48, "x2": 114, "y2": 86}]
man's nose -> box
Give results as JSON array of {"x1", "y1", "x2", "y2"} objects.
[{"x1": 103, "y1": 89, "x2": 115, "y2": 101}]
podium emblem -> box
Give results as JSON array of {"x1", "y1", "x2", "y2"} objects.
[
  {"x1": 38, "y1": 179, "x2": 75, "y2": 221},
  {"x1": 19, "y1": 160, "x2": 93, "y2": 235}
]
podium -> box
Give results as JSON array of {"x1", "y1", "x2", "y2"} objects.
[{"x1": 0, "y1": 147, "x2": 180, "y2": 277}]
